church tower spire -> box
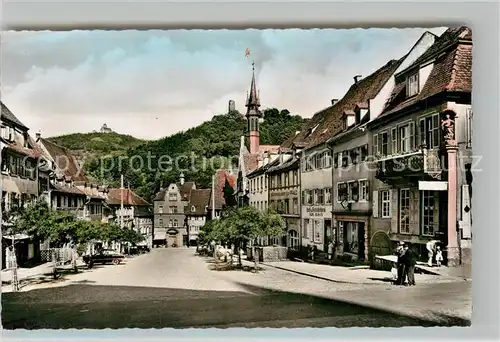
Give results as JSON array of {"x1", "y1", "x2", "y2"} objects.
[{"x1": 245, "y1": 61, "x2": 262, "y2": 155}]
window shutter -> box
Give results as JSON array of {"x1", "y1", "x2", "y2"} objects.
[
  {"x1": 390, "y1": 189, "x2": 398, "y2": 233},
  {"x1": 372, "y1": 191, "x2": 379, "y2": 217},
  {"x1": 373, "y1": 134, "x2": 378, "y2": 156},
  {"x1": 419, "y1": 119, "x2": 425, "y2": 147},
  {"x1": 409, "y1": 121, "x2": 415, "y2": 151},
  {"x1": 366, "y1": 181, "x2": 370, "y2": 201}
]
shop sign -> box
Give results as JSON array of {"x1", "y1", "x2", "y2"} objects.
[
  {"x1": 304, "y1": 206, "x2": 331, "y2": 218},
  {"x1": 270, "y1": 189, "x2": 298, "y2": 198}
]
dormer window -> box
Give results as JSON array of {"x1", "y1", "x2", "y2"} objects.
[{"x1": 406, "y1": 72, "x2": 419, "y2": 97}]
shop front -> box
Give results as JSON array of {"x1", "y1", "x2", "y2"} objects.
[{"x1": 302, "y1": 205, "x2": 332, "y2": 252}]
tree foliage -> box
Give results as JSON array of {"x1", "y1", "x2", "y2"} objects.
[
  {"x1": 199, "y1": 206, "x2": 286, "y2": 247},
  {"x1": 11, "y1": 200, "x2": 145, "y2": 247}
]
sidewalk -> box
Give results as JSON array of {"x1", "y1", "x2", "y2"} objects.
[
  {"x1": 1, "y1": 259, "x2": 88, "y2": 292},
  {"x1": 1, "y1": 262, "x2": 54, "y2": 285},
  {"x1": 261, "y1": 260, "x2": 466, "y2": 285}
]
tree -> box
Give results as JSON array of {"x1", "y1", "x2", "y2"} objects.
[{"x1": 200, "y1": 206, "x2": 286, "y2": 269}]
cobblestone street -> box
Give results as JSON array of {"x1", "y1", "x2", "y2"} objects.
[{"x1": 2, "y1": 248, "x2": 471, "y2": 329}]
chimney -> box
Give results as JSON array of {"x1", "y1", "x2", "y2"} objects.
[
  {"x1": 353, "y1": 75, "x2": 363, "y2": 84},
  {"x1": 35, "y1": 130, "x2": 41, "y2": 142},
  {"x1": 180, "y1": 172, "x2": 185, "y2": 185},
  {"x1": 331, "y1": 99, "x2": 339, "y2": 106}
]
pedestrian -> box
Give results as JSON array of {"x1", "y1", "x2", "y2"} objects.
[
  {"x1": 404, "y1": 243, "x2": 417, "y2": 286},
  {"x1": 390, "y1": 262, "x2": 398, "y2": 284},
  {"x1": 396, "y1": 241, "x2": 407, "y2": 285},
  {"x1": 426, "y1": 239, "x2": 438, "y2": 267},
  {"x1": 327, "y1": 241, "x2": 334, "y2": 261},
  {"x1": 436, "y1": 246, "x2": 443, "y2": 267}
]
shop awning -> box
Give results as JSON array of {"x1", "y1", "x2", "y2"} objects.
[
  {"x1": 153, "y1": 232, "x2": 166, "y2": 240},
  {"x1": 3, "y1": 234, "x2": 31, "y2": 240}
]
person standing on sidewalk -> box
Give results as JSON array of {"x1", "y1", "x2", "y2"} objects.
[
  {"x1": 404, "y1": 243, "x2": 417, "y2": 286},
  {"x1": 327, "y1": 241, "x2": 334, "y2": 262},
  {"x1": 395, "y1": 241, "x2": 406, "y2": 285}
]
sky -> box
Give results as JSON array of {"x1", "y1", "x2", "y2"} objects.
[{"x1": 1, "y1": 27, "x2": 447, "y2": 140}]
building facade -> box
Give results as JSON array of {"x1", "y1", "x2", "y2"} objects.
[
  {"x1": 1, "y1": 102, "x2": 44, "y2": 268},
  {"x1": 367, "y1": 27, "x2": 472, "y2": 266},
  {"x1": 107, "y1": 188, "x2": 153, "y2": 248},
  {"x1": 153, "y1": 174, "x2": 195, "y2": 247},
  {"x1": 267, "y1": 153, "x2": 301, "y2": 249},
  {"x1": 184, "y1": 189, "x2": 211, "y2": 246}
]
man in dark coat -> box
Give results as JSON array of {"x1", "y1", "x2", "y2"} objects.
[
  {"x1": 395, "y1": 241, "x2": 406, "y2": 285},
  {"x1": 403, "y1": 243, "x2": 418, "y2": 286}
]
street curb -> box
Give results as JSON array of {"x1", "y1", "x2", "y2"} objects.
[{"x1": 261, "y1": 263, "x2": 366, "y2": 285}]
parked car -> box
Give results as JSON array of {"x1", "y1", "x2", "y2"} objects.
[{"x1": 83, "y1": 249, "x2": 125, "y2": 267}]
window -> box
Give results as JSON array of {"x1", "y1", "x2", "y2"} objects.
[
  {"x1": 325, "y1": 188, "x2": 332, "y2": 204},
  {"x1": 419, "y1": 114, "x2": 440, "y2": 149},
  {"x1": 284, "y1": 199, "x2": 290, "y2": 214},
  {"x1": 380, "y1": 132, "x2": 389, "y2": 156},
  {"x1": 284, "y1": 173, "x2": 289, "y2": 187},
  {"x1": 373, "y1": 134, "x2": 379, "y2": 156},
  {"x1": 422, "y1": 191, "x2": 436, "y2": 236},
  {"x1": 391, "y1": 128, "x2": 397, "y2": 154},
  {"x1": 169, "y1": 206, "x2": 177, "y2": 213},
  {"x1": 399, "y1": 189, "x2": 410, "y2": 233},
  {"x1": 324, "y1": 151, "x2": 332, "y2": 168},
  {"x1": 292, "y1": 198, "x2": 298, "y2": 214},
  {"x1": 399, "y1": 125, "x2": 410, "y2": 153},
  {"x1": 333, "y1": 153, "x2": 339, "y2": 168},
  {"x1": 158, "y1": 205, "x2": 163, "y2": 214},
  {"x1": 173, "y1": 219, "x2": 178, "y2": 227},
  {"x1": 381, "y1": 190, "x2": 391, "y2": 218},
  {"x1": 359, "y1": 180, "x2": 369, "y2": 201},
  {"x1": 406, "y1": 72, "x2": 419, "y2": 97},
  {"x1": 361, "y1": 144, "x2": 368, "y2": 161},
  {"x1": 317, "y1": 189, "x2": 324, "y2": 205},
  {"x1": 159, "y1": 218, "x2": 164, "y2": 227},
  {"x1": 168, "y1": 192, "x2": 178, "y2": 201},
  {"x1": 191, "y1": 205, "x2": 196, "y2": 212},
  {"x1": 293, "y1": 171, "x2": 298, "y2": 185},
  {"x1": 347, "y1": 181, "x2": 359, "y2": 202},
  {"x1": 288, "y1": 230, "x2": 299, "y2": 249},
  {"x1": 313, "y1": 220, "x2": 322, "y2": 243},
  {"x1": 337, "y1": 183, "x2": 347, "y2": 202},
  {"x1": 341, "y1": 150, "x2": 348, "y2": 167},
  {"x1": 306, "y1": 190, "x2": 313, "y2": 205},
  {"x1": 466, "y1": 108, "x2": 472, "y2": 148}
]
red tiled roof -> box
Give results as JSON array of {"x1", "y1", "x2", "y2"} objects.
[
  {"x1": 303, "y1": 58, "x2": 403, "y2": 150},
  {"x1": 40, "y1": 138, "x2": 88, "y2": 182},
  {"x1": 184, "y1": 189, "x2": 211, "y2": 215},
  {"x1": 107, "y1": 188, "x2": 151, "y2": 206},
  {"x1": 381, "y1": 27, "x2": 472, "y2": 117},
  {"x1": 153, "y1": 181, "x2": 196, "y2": 202},
  {"x1": 208, "y1": 169, "x2": 236, "y2": 210},
  {"x1": 50, "y1": 183, "x2": 86, "y2": 195}
]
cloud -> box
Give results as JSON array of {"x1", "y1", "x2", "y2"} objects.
[{"x1": 1, "y1": 28, "x2": 447, "y2": 139}]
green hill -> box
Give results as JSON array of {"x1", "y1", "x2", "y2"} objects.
[
  {"x1": 48, "y1": 108, "x2": 306, "y2": 202},
  {"x1": 47, "y1": 132, "x2": 146, "y2": 159}
]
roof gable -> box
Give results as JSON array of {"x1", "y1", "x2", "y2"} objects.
[
  {"x1": 1, "y1": 102, "x2": 29, "y2": 131},
  {"x1": 40, "y1": 138, "x2": 88, "y2": 182}
]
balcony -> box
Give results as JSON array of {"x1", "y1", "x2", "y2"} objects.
[{"x1": 375, "y1": 149, "x2": 442, "y2": 182}]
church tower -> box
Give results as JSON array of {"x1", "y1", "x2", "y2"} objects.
[{"x1": 245, "y1": 62, "x2": 262, "y2": 155}]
